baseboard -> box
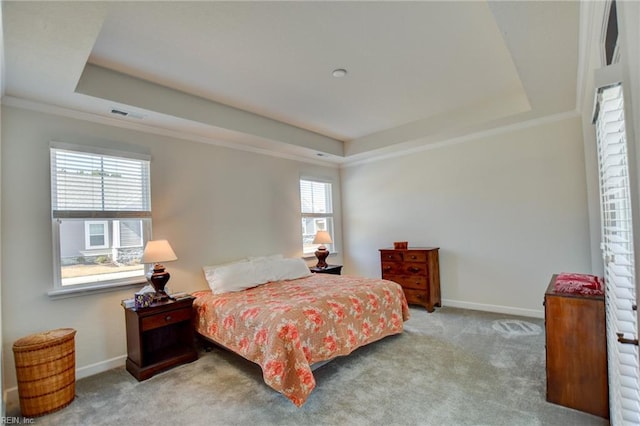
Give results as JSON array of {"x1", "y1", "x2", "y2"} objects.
[
  {"x1": 442, "y1": 298, "x2": 544, "y2": 319},
  {"x1": 4, "y1": 355, "x2": 126, "y2": 411}
]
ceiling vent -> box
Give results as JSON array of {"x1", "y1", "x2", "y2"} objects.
[{"x1": 110, "y1": 108, "x2": 144, "y2": 119}]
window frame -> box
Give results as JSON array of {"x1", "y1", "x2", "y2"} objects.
[
  {"x1": 48, "y1": 142, "x2": 152, "y2": 298},
  {"x1": 300, "y1": 177, "x2": 336, "y2": 257}
]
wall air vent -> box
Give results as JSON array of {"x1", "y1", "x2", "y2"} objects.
[
  {"x1": 110, "y1": 108, "x2": 129, "y2": 117},
  {"x1": 110, "y1": 108, "x2": 145, "y2": 119}
]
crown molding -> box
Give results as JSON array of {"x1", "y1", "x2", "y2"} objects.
[
  {"x1": 342, "y1": 109, "x2": 581, "y2": 168},
  {"x1": 1, "y1": 96, "x2": 340, "y2": 169},
  {"x1": 1, "y1": 95, "x2": 582, "y2": 171}
]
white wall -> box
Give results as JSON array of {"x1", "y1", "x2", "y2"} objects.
[
  {"x1": 0, "y1": 106, "x2": 342, "y2": 408},
  {"x1": 341, "y1": 115, "x2": 591, "y2": 317},
  {"x1": 0, "y1": 62, "x2": 4, "y2": 421}
]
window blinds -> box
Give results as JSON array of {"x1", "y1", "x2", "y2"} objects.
[
  {"x1": 595, "y1": 83, "x2": 640, "y2": 425},
  {"x1": 300, "y1": 179, "x2": 332, "y2": 215},
  {"x1": 51, "y1": 146, "x2": 151, "y2": 219}
]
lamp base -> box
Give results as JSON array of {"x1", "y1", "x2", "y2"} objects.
[
  {"x1": 314, "y1": 248, "x2": 330, "y2": 269},
  {"x1": 147, "y1": 264, "x2": 171, "y2": 301}
]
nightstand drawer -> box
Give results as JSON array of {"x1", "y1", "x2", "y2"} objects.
[{"x1": 141, "y1": 308, "x2": 192, "y2": 332}]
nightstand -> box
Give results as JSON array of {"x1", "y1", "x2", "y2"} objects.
[
  {"x1": 309, "y1": 264, "x2": 343, "y2": 275},
  {"x1": 122, "y1": 296, "x2": 198, "y2": 380}
]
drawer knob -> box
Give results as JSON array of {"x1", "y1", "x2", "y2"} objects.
[
  {"x1": 165, "y1": 315, "x2": 172, "y2": 322},
  {"x1": 410, "y1": 255, "x2": 417, "y2": 260},
  {"x1": 408, "y1": 267, "x2": 420, "y2": 273}
]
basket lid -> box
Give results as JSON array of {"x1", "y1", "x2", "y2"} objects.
[{"x1": 13, "y1": 328, "x2": 76, "y2": 351}]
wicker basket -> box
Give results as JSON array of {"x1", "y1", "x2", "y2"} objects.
[{"x1": 12, "y1": 328, "x2": 76, "y2": 417}]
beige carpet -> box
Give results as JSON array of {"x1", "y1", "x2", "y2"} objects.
[{"x1": 14, "y1": 307, "x2": 609, "y2": 425}]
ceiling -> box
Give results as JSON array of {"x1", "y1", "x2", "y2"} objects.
[{"x1": 2, "y1": 1, "x2": 580, "y2": 164}]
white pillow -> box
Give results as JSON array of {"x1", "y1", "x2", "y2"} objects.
[
  {"x1": 256, "y1": 257, "x2": 312, "y2": 282},
  {"x1": 203, "y1": 256, "x2": 311, "y2": 294},
  {"x1": 205, "y1": 261, "x2": 263, "y2": 294},
  {"x1": 202, "y1": 259, "x2": 248, "y2": 287}
]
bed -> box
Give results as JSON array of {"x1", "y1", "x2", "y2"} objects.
[{"x1": 192, "y1": 261, "x2": 410, "y2": 407}]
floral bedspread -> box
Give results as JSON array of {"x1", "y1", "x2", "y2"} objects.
[{"x1": 192, "y1": 273, "x2": 410, "y2": 407}]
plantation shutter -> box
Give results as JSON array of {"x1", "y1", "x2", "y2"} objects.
[
  {"x1": 51, "y1": 143, "x2": 151, "y2": 219},
  {"x1": 594, "y1": 83, "x2": 640, "y2": 425}
]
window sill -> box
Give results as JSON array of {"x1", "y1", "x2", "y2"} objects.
[{"x1": 48, "y1": 278, "x2": 147, "y2": 299}]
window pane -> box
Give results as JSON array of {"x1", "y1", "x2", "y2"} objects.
[
  {"x1": 300, "y1": 179, "x2": 335, "y2": 255},
  {"x1": 120, "y1": 220, "x2": 143, "y2": 247},
  {"x1": 51, "y1": 148, "x2": 151, "y2": 214},
  {"x1": 60, "y1": 218, "x2": 147, "y2": 286},
  {"x1": 89, "y1": 234, "x2": 105, "y2": 247},
  {"x1": 89, "y1": 223, "x2": 104, "y2": 235},
  {"x1": 302, "y1": 217, "x2": 334, "y2": 255},
  {"x1": 300, "y1": 180, "x2": 333, "y2": 214}
]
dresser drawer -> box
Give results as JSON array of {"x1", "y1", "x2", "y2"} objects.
[
  {"x1": 385, "y1": 275, "x2": 428, "y2": 290},
  {"x1": 380, "y1": 250, "x2": 427, "y2": 263},
  {"x1": 380, "y1": 250, "x2": 403, "y2": 262},
  {"x1": 402, "y1": 251, "x2": 427, "y2": 262},
  {"x1": 400, "y1": 262, "x2": 427, "y2": 275},
  {"x1": 382, "y1": 262, "x2": 400, "y2": 275},
  {"x1": 141, "y1": 307, "x2": 192, "y2": 332},
  {"x1": 382, "y1": 262, "x2": 427, "y2": 276},
  {"x1": 403, "y1": 288, "x2": 430, "y2": 305}
]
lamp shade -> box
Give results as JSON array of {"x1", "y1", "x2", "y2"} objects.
[
  {"x1": 313, "y1": 231, "x2": 333, "y2": 245},
  {"x1": 141, "y1": 240, "x2": 177, "y2": 264}
]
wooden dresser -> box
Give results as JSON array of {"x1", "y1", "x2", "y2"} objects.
[
  {"x1": 544, "y1": 275, "x2": 608, "y2": 419},
  {"x1": 380, "y1": 247, "x2": 441, "y2": 312}
]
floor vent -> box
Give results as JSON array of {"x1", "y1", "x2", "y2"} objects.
[{"x1": 491, "y1": 319, "x2": 541, "y2": 337}]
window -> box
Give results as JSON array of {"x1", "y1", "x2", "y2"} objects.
[
  {"x1": 604, "y1": 0, "x2": 619, "y2": 65},
  {"x1": 85, "y1": 221, "x2": 109, "y2": 249},
  {"x1": 300, "y1": 179, "x2": 334, "y2": 255},
  {"x1": 50, "y1": 143, "x2": 152, "y2": 293},
  {"x1": 594, "y1": 82, "x2": 640, "y2": 425}
]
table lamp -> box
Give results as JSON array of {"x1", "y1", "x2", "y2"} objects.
[
  {"x1": 313, "y1": 231, "x2": 332, "y2": 268},
  {"x1": 141, "y1": 239, "x2": 178, "y2": 301}
]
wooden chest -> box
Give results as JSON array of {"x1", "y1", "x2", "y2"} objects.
[
  {"x1": 544, "y1": 275, "x2": 608, "y2": 418},
  {"x1": 380, "y1": 247, "x2": 441, "y2": 312}
]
